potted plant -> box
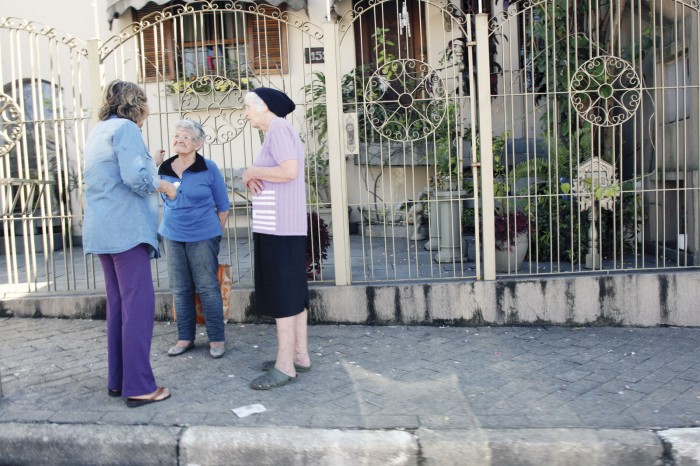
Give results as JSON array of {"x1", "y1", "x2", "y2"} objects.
[
  {"x1": 429, "y1": 138, "x2": 467, "y2": 262},
  {"x1": 166, "y1": 70, "x2": 254, "y2": 111},
  {"x1": 492, "y1": 209, "x2": 531, "y2": 273}
]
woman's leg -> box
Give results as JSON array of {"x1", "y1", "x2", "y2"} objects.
[
  {"x1": 274, "y1": 315, "x2": 297, "y2": 376},
  {"x1": 164, "y1": 238, "x2": 197, "y2": 344},
  {"x1": 111, "y1": 244, "x2": 158, "y2": 397},
  {"x1": 293, "y1": 309, "x2": 311, "y2": 367},
  {"x1": 274, "y1": 309, "x2": 310, "y2": 376},
  {"x1": 188, "y1": 237, "x2": 225, "y2": 344},
  {"x1": 98, "y1": 254, "x2": 124, "y2": 392}
]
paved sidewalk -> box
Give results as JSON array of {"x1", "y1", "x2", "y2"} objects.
[{"x1": 1, "y1": 318, "x2": 700, "y2": 465}]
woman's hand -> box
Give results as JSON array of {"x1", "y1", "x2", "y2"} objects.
[
  {"x1": 246, "y1": 179, "x2": 264, "y2": 196},
  {"x1": 157, "y1": 180, "x2": 178, "y2": 200},
  {"x1": 153, "y1": 149, "x2": 166, "y2": 166},
  {"x1": 243, "y1": 168, "x2": 263, "y2": 195}
]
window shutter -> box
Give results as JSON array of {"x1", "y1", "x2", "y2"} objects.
[
  {"x1": 134, "y1": 4, "x2": 174, "y2": 81},
  {"x1": 246, "y1": 6, "x2": 288, "y2": 75}
]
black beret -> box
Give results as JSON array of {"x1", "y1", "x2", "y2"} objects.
[{"x1": 251, "y1": 87, "x2": 296, "y2": 118}]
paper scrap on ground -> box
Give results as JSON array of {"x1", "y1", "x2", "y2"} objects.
[{"x1": 232, "y1": 403, "x2": 267, "y2": 418}]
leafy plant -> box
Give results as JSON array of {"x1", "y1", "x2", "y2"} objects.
[
  {"x1": 166, "y1": 59, "x2": 256, "y2": 95},
  {"x1": 167, "y1": 75, "x2": 252, "y2": 95},
  {"x1": 372, "y1": 28, "x2": 397, "y2": 79},
  {"x1": 306, "y1": 212, "x2": 331, "y2": 279},
  {"x1": 517, "y1": 0, "x2": 660, "y2": 264},
  {"x1": 301, "y1": 71, "x2": 331, "y2": 204},
  {"x1": 431, "y1": 140, "x2": 459, "y2": 190},
  {"x1": 493, "y1": 210, "x2": 532, "y2": 251}
]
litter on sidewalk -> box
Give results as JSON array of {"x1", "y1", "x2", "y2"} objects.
[{"x1": 232, "y1": 403, "x2": 267, "y2": 418}]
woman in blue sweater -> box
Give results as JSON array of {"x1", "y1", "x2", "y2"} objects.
[{"x1": 158, "y1": 119, "x2": 230, "y2": 359}]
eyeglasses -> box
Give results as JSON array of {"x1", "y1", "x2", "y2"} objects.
[{"x1": 173, "y1": 134, "x2": 194, "y2": 142}]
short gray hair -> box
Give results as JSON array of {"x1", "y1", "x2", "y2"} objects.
[
  {"x1": 244, "y1": 91, "x2": 268, "y2": 113},
  {"x1": 174, "y1": 119, "x2": 205, "y2": 144}
]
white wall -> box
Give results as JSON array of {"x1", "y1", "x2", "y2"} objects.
[{"x1": 2, "y1": 0, "x2": 109, "y2": 40}]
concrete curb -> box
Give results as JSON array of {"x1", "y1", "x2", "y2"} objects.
[
  {"x1": 180, "y1": 426, "x2": 417, "y2": 465},
  {"x1": 418, "y1": 428, "x2": 664, "y2": 466},
  {"x1": 0, "y1": 423, "x2": 179, "y2": 465},
  {"x1": 1, "y1": 423, "x2": 692, "y2": 465},
  {"x1": 2, "y1": 270, "x2": 700, "y2": 326},
  {"x1": 658, "y1": 428, "x2": 700, "y2": 466}
]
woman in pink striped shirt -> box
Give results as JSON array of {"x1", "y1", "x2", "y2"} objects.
[{"x1": 243, "y1": 88, "x2": 312, "y2": 390}]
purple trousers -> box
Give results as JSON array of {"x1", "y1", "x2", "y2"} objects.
[{"x1": 99, "y1": 244, "x2": 157, "y2": 397}]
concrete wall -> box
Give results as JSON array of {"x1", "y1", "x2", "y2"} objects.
[{"x1": 2, "y1": 271, "x2": 698, "y2": 327}]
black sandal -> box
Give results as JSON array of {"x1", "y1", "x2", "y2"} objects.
[
  {"x1": 261, "y1": 360, "x2": 311, "y2": 373},
  {"x1": 250, "y1": 368, "x2": 297, "y2": 390}
]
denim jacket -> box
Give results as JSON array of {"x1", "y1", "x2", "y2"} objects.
[{"x1": 83, "y1": 117, "x2": 161, "y2": 258}]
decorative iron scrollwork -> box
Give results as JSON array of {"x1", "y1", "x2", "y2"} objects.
[
  {"x1": 168, "y1": 75, "x2": 249, "y2": 145},
  {"x1": 0, "y1": 94, "x2": 23, "y2": 157},
  {"x1": 570, "y1": 56, "x2": 641, "y2": 127},
  {"x1": 363, "y1": 59, "x2": 448, "y2": 142}
]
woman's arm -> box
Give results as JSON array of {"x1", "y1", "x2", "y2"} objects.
[
  {"x1": 116, "y1": 123, "x2": 173, "y2": 197},
  {"x1": 243, "y1": 159, "x2": 298, "y2": 185},
  {"x1": 243, "y1": 160, "x2": 297, "y2": 196},
  {"x1": 209, "y1": 162, "x2": 231, "y2": 229},
  {"x1": 218, "y1": 211, "x2": 229, "y2": 231},
  {"x1": 243, "y1": 124, "x2": 302, "y2": 195}
]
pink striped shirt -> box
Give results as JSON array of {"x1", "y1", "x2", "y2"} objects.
[{"x1": 251, "y1": 117, "x2": 307, "y2": 236}]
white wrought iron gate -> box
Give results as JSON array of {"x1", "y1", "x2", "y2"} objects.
[
  {"x1": 97, "y1": 1, "x2": 328, "y2": 288},
  {"x1": 487, "y1": 0, "x2": 700, "y2": 275},
  {"x1": 332, "y1": 0, "x2": 483, "y2": 283},
  {"x1": 0, "y1": 18, "x2": 91, "y2": 293}
]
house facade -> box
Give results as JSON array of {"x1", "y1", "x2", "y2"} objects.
[{"x1": 1, "y1": 0, "x2": 698, "y2": 294}]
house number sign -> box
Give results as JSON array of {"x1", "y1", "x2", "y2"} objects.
[{"x1": 304, "y1": 48, "x2": 325, "y2": 64}]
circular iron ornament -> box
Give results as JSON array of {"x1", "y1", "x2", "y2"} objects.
[
  {"x1": 364, "y1": 59, "x2": 448, "y2": 142},
  {"x1": 0, "y1": 94, "x2": 23, "y2": 157},
  {"x1": 570, "y1": 56, "x2": 641, "y2": 127},
  {"x1": 174, "y1": 74, "x2": 248, "y2": 145},
  {"x1": 178, "y1": 75, "x2": 247, "y2": 107}
]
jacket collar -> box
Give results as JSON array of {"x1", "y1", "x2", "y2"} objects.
[{"x1": 158, "y1": 153, "x2": 208, "y2": 176}]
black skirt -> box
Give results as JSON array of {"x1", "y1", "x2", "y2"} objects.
[{"x1": 253, "y1": 233, "x2": 310, "y2": 318}]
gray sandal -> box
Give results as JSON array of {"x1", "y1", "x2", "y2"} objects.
[
  {"x1": 250, "y1": 368, "x2": 297, "y2": 390},
  {"x1": 261, "y1": 360, "x2": 311, "y2": 373}
]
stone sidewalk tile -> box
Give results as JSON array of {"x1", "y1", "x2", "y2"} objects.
[
  {"x1": 2, "y1": 318, "x2": 700, "y2": 465},
  {"x1": 1, "y1": 319, "x2": 700, "y2": 432}
]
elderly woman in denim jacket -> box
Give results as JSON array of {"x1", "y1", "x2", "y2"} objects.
[
  {"x1": 83, "y1": 80, "x2": 177, "y2": 407},
  {"x1": 158, "y1": 119, "x2": 230, "y2": 359}
]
